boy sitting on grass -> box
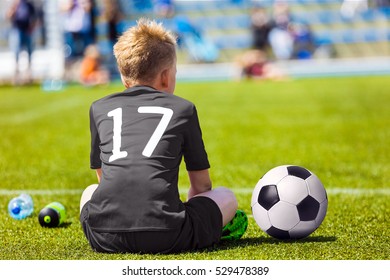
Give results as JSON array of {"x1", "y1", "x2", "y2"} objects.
[{"x1": 79, "y1": 18, "x2": 247, "y2": 253}]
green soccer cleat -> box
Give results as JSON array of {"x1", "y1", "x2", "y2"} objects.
[{"x1": 221, "y1": 210, "x2": 248, "y2": 241}]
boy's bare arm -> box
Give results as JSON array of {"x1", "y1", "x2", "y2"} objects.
[
  {"x1": 187, "y1": 169, "x2": 212, "y2": 200},
  {"x1": 96, "y1": 168, "x2": 102, "y2": 183}
]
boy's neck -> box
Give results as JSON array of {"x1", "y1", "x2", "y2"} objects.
[
  {"x1": 131, "y1": 84, "x2": 158, "y2": 91},
  {"x1": 123, "y1": 77, "x2": 156, "y2": 90}
]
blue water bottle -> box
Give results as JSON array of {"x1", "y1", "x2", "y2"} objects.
[{"x1": 8, "y1": 193, "x2": 34, "y2": 220}]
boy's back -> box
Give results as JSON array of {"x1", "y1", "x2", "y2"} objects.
[{"x1": 88, "y1": 86, "x2": 210, "y2": 232}]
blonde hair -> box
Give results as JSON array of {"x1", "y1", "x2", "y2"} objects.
[{"x1": 113, "y1": 18, "x2": 177, "y2": 85}]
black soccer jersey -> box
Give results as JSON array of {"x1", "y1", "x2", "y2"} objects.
[{"x1": 87, "y1": 86, "x2": 210, "y2": 232}]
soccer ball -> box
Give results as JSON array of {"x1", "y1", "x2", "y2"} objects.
[{"x1": 251, "y1": 165, "x2": 328, "y2": 239}]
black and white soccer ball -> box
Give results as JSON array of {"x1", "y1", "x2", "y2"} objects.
[{"x1": 251, "y1": 165, "x2": 328, "y2": 239}]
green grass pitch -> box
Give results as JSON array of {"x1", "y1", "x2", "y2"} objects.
[{"x1": 0, "y1": 76, "x2": 389, "y2": 260}]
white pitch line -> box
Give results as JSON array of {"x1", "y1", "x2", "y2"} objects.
[
  {"x1": 187, "y1": 187, "x2": 390, "y2": 196},
  {"x1": 181, "y1": 187, "x2": 390, "y2": 196},
  {"x1": 0, "y1": 189, "x2": 84, "y2": 196},
  {"x1": 0, "y1": 187, "x2": 389, "y2": 196}
]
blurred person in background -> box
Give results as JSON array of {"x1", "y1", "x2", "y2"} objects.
[
  {"x1": 268, "y1": 1, "x2": 294, "y2": 60},
  {"x1": 290, "y1": 22, "x2": 315, "y2": 60},
  {"x1": 101, "y1": 0, "x2": 123, "y2": 47},
  {"x1": 79, "y1": 44, "x2": 109, "y2": 86},
  {"x1": 250, "y1": 6, "x2": 272, "y2": 53},
  {"x1": 101, "y1": 0, "x2": 124, "y2": 77},
  {"x1": 174, "y1": 15, "x2": 219, "y2": 63},
  {"x1": 340, "y1": 0, "x2": 368, "y2": 19},
  {"x1": 61, "y1": 0, "x2": 94, "y2": 59},
  {"x1": 374, "y1": 0, "x2": 390, "y2": 7},
  {"x1": 241, "y1": 5, "x2": 287, "y2": 80},
  {"x1": 7, "y1": 0, "x2": 37, "y2": 85},
  {"x1": 154, "y1": 0, "x2": 175, "y2": 18},
  {"x1": 236, "y1": 49, "x2": 287, "y2": 81},
  {"x1": 61, "y1": 0, "x2": 96, "y2": 82}
]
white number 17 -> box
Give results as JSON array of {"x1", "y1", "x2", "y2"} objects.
[{"x1": 107, "y1": 106, "x2": 173, "y2": 162}]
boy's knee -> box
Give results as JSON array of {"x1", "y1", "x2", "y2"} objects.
[
  {"x1": 80, "y1": 184, "x2": 99, "y2": 213},
  {"x1": 214, "y1": 187, "x2": 238, "y2": 206},
  {"x1": 211, "y1": 187, "x2": 238, "y2": 226},
  {"x1": 208, "y1": 187, "x2": 238, "y2": 218}
]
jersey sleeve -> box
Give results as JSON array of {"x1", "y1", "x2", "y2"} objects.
[
  {"x1": 183, "y1": 106, "x2": 210, "y2": 171},
  {"x1": 89, "y1": 105, "x2": 102, "y2": 169}
]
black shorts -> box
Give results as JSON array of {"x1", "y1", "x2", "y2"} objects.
[{"x1": 80, "y1": 196, "x2": 222, "y2": 254}]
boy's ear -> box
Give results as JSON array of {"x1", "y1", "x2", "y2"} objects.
[
  {"x1": 120, "y1": 74, "x2": 130, "y2": 88},
  {"x1": 160, "y1": 68, "x2": 169, "y2": 89}
]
